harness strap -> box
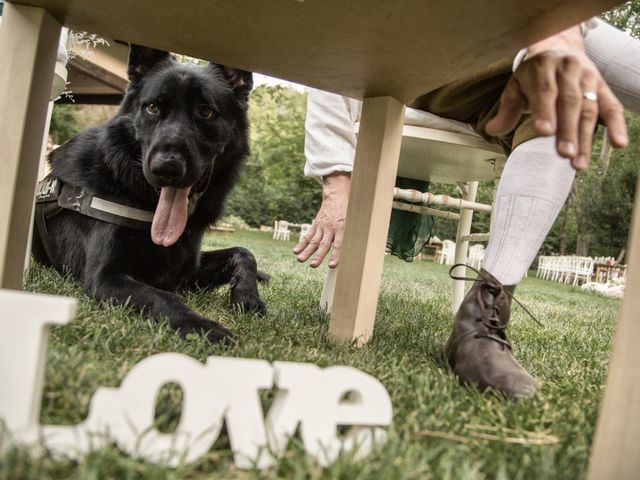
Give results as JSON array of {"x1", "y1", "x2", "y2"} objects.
[
  {"x1": 33, "y1": 202, "x2": 56, "y2": 265},
  {"x1": 33, "y1": 174, "x2": 158, "y2": 264},
  {"x1": 35, "y1": 174, "x2": 154, "y2": 231},
  {"x1": 33, "y1": 175, "x2": 63, "y2": 264},
  {"x1": 56, "y1": 182, "x2": 154, "y2": 230}
]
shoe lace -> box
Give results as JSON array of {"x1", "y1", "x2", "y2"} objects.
[{"x1": 449, "y1": 264, "x2": 542, "y2": 349}]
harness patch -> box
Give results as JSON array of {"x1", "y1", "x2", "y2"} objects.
[{"x1": 35, "y1": 176, "x2": 61, "y2": 203}]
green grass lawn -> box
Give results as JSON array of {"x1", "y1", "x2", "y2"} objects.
[{"x1": 1, "y1": 231, "x2": 620, "y2": 479}]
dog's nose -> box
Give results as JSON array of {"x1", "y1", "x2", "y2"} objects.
[{"x1": 149, "y1": 155, "x2": 186, "y2": 183}]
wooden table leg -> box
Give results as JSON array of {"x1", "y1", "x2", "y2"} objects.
[
  {"x1": 587, "y1": 178, "x2": 640, "y2": 479},
  {"x1": 328, "y1": 96, "x2": 405, "y2": 346},
  {"x1": 0, "y1": 3, "x2": 61, "y2": 290}
]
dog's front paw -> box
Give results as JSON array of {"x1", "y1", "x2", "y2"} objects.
[
  {"x1": 231, "y1": 289, "x2": 267, "y2": 316},
  {"x1": 175, "y1": 315, "x2": 235, "y2": 344},
  {"x1": 203, "y1": 322, "x2": 236, "y2": 344}
]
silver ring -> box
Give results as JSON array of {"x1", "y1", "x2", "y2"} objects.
[{"x1": 583, "y1": 91, "x2": 598, "y2": 102}]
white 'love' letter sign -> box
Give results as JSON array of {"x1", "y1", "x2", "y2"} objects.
[{"x1": 0, "y1": 290, "x2": 393, "y2": 469}]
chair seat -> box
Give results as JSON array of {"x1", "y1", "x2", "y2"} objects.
[
  {"x1": 397, "y1": 125, "x2": 505, "y2": 183},
  {"x1": 356, "y1": 114, "x2": 505, "y2": 184}
]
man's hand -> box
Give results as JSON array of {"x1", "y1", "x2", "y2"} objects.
[
  {"x1": 485, "y1": 26, "x2": 628, "y2": 170},
  {"x1": 293, "y1": 171, "x2": 350, "y2": 268}
]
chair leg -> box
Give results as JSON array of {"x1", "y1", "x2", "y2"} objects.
[
  {"x1": 451, "y1": 181, "x2": 479, "y2": 313},
  {"x1": 320, "y1": 266, "x2": 337, "y2": 313},
  {"x1": 0, "y1": 3, "x2": 61, "y2": 289},
  {"x1": 328, "y1": 96, "x2": 405, "y2": 346}
]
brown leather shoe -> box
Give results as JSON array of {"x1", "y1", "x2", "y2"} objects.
[{"x1": 444, "y1": 267, "x2": 539, "y2": 400}]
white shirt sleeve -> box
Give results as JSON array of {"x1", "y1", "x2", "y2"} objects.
[{"x1": 304, "y1": 88, "x2": 363, "y2": 180}]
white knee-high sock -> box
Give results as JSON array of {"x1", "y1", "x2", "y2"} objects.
[{"x1": 482, "y1": 136, "x2": 575, "y2": 285}]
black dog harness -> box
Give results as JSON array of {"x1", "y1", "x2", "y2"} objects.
[
  {"x1": 34, "y1": 175, "x2": 155, "y2": 262},
  {"x1": 33, "y1": 161, "x2": 214, "y2": 263}
]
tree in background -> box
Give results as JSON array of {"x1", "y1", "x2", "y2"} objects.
[
  {"x1": 539, "y1": 113, "x2": 640, "y2": 258},
  {"x1": 602, "y1": 1, "x2": 640, "y2": 37},
  {"x1": 50, "y1": 104, "x2": 117, "y2": 145},
  {"x1": 49, "y1": 105, "x2": 82, "y2": 145}
]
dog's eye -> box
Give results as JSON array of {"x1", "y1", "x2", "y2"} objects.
[
  {"x1": 146, "y1": 103, "x2": 159, "y2": 115},
  {"x1": 196, "y1": 105, "x2": 215, "y2": 120}
]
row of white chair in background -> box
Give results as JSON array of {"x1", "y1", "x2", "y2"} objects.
[
  {"x1": 593, "y1": 256, "x2": 616, "y2": 264},
  {"x1": 536, "y1": 255, "x2": 606, "y2": 286},
  {"x1": 435, "y1": 240, "x2": 484, "y2": 270},
  {"x1": 273, "y1": 220, "x2": 312, "y2": 241}
]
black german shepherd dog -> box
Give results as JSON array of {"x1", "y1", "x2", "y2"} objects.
[{"x1": 32, "y1": 45, "x2": 265, "y2": 343}]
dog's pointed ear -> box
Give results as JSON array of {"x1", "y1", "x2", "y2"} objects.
[
  {"x1": 128, "y1": 44, "x2": 171, "y2": 83},
  {"x1": 213, "y1": 65, "x2": 253, "y2": 100}
]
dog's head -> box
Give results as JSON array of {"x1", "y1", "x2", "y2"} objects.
[{"x1": 122, "y1": 45, "x2": 252, "y2": 246}]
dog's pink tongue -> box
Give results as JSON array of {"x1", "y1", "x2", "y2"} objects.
[{"x1": 151, "y1": 186, "x2": 191, "y2": 246}]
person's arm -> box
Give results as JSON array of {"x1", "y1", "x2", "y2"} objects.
[
  {"x1": 485, "y1": 25, "x2": 628, "y2": 170},
  {"x1": 293, "y1": 89, "x2": 360, "y2": 268}
]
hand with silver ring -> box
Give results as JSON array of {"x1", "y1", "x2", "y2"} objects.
[{"x1": 486, "y1": 26, "x2": 628, "y2": 170}]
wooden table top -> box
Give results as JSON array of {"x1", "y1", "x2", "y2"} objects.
[{"x1": 11, "y1": 0, "x2": 620, "y2": 104}]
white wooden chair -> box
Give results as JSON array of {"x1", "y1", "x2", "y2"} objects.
[
  {"x1": 321, "y1": 110, "x2": 506, "y2": 314},
  {"x1": 546, "y1": 256, "x2": 562, "y2": 282},
  {"x1": 537, "y1": 256, "x2": 550, "y2": 278},
  {"x1": 434, "y1": 239, "x2": 456, "y2": 265},
  {"x1": 467, "y1": 243, "x2": 485, "y2": 270},
  {"x1": 272, "y1": 220, "x2": 291, "y2": 241},
  {"x1": 573, "y1": 256, "x2": 595, "y2": 286},
  {"x1": 537, "y1": 255, "x2": 596, "y2": 285}
]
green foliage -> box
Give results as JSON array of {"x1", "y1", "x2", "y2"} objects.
[
  {"x1": 540, "y1": 204, "x2": 578, "y2": 255},
  {"x1": 49, "y1": 104, "x2": 82, "y2": 145},
  {"x1": 576, "y1": 113, "x2": 640, "y2": 256},
  {"x1": 603, "y1": 1, "x2": 640, "y2": 39},
  {"x1": 224, "y1": 162, "x2": 269, "y2": 227},
  {"x1": 226, "y1": 86, "x2": 321, "y2": 227},
  {"x1": 541, "y1": 113, "x2": 640, "y2": 258},
  {"x1": 49, "y1": 104, "x2": 118, "y2": 145}
]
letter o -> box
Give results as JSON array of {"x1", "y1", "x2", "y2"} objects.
[{"x1": 113, "y1": 353, "x2": 225, "y2": 466}]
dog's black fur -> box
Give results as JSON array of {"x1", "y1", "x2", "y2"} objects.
[{"x1": 32, "y1": 45, "x2": 265, "y2": 343}]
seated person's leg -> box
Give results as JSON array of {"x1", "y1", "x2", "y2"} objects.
[
  {"x1": 447, "y1": 21, "x2": 640, "y2": 399},
  {"x1": 445, "y1": 135, "x2": 575, "y2": 399},
  {"x1": 483, "y1": 136, "x2": 575, "y2": 284}
]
